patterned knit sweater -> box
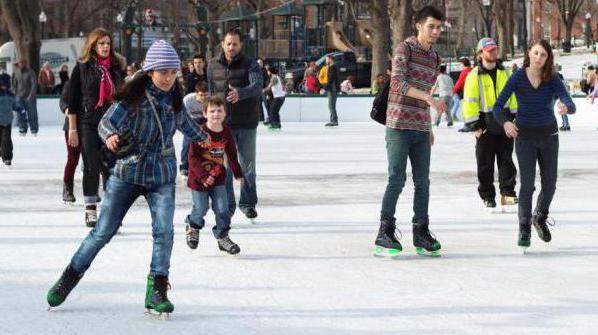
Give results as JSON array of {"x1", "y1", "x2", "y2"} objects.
[{"x1": 386, "y1": 36, "x2": 440, "y2": 132}]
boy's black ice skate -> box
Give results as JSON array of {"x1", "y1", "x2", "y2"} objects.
[
  {"x1": 374, "y1": 218, "x2": 402, "y2": 257},
  {"x1": 185, "y1": 224, "x2": 200, "y2": 249},
  {"x1": 240, "y1": 207, "x2": 257, "y2": 224},
  {"x1": 217, "y1": 235, "x2": 240, "y2": 255},
  {"x1": 532, "y1": 212, "x2": 553, "y2": 243},
  {"x1": 47, "y1": 264, "x2": 83, "y2": 308},
  {"x1": 413, "y1": 220, "x2": 441, "y2": 257}
]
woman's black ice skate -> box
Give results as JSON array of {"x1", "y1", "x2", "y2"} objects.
[
  {"x1": 518, "y1": 223, "x2": 531, "y2": 252},
  {"x1": 47, "y1": 265, "x2": 83, "y2": 308},
  {"x1": 374, "y1": 218, "x2": 403, "y2": 257},
  {"x1": 532, "y1": 212, "x2": 553, "y2": 243},
  {"x1": 413, "y1": 221, "x2": 441, "y2": 257}
]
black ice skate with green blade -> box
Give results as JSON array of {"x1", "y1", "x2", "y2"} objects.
[
  {"x1": 518, "y1": 223, "x2": 531, "y2": 253},
  {"x1": 413, "y1": 221, "x2": 441, "y2": 257},
  {"x1": 374, "y1": 218, "x2": 403, "y2": 257},
  {"x1": 47, "y1": 265, "x2": 83, "y2": 308},
  {"x1": 145, "y1": 274, "x2": 174, "y2": 319}
]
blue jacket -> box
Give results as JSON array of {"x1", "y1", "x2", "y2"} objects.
[
  {"x1": 0, "y1": 89, "x2": 18, "y2": 126},
  {"x1": 98, "y1": 83, "x2": 208, "y2": 187}
]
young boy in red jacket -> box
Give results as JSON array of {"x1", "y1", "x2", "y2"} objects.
[{"x1": 185, "y1": 96, "x2": 244, "y2": 254}]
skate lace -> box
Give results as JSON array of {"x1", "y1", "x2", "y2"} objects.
[
  {"x1": 187, "y1": 226, "x2": 199, "y2": 242},
  {"x1": 546, "y1": 217, "x2": 556, "y2": 227},
  {"x1": 421, "y1": 228, "x2": 438, "y2": 244},
  {"x1": 154, "y1": 280, "x2": 171, "y2": 300},
  {"x1": 219, "y1": 236, "x2": 236, "y2": 249},
  {"x1": 392, "y1": 228, "x2": 403, "y2": 241}
]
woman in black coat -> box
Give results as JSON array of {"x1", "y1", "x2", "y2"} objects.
[{"x1": 66, "y1": 27, "x2": 125, "y2": 227}]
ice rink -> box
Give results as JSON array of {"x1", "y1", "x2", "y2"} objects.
[{"x1": 1, "y1": 99, "x2": 597, "y2": 334}]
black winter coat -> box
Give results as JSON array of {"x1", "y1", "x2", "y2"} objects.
[{"x1": 68, "y1": 57, "x2": 124, "y2": 125}]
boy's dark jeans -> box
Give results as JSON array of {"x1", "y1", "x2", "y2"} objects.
[{"x1": 380, "y1": 128, "x2": 431, "y2": 223}]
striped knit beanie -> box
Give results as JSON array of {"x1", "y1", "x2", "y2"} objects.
[{"x1": 142, "y1": 40, "x2": 181, "y2": 72}]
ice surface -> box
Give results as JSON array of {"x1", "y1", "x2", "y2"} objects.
[{"x1": 1, "y1": 100, "x2": 597, "y2": 334}]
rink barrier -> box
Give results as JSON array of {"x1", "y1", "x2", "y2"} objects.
[{"x1": 30, "y1": 94, "x2": 592, "y2": 126}]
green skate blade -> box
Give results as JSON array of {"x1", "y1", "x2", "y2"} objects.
[
  {"x1": 415, "y1": 247, "x2": 441, "y2": 257},
  {"x1": 373, "y1": 245, "x2": 402, "y2": 258}
]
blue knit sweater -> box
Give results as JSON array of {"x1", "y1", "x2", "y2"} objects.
[{"x1": 492, "y1": 68, "x2": 575, "y2": 137}]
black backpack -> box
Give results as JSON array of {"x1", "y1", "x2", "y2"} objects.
[
  {"x1": 370, "y1": 42, "x2": 418, "y2": 126},
  {"x1": 370, "y1": 80, "x2": 390, "y2": 125}
]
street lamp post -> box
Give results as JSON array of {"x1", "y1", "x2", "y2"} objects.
[
  {"x1": 482, "y1": 0, "x2": 491, "y2": 37},
  {"x1": 39, "y1": 11, "x2": 47, "y2": 40},
  {"x1": 445, "y1": 21, "x2": 452, "y2": 65}
]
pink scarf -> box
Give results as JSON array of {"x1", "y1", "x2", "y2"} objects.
[{"x1": 96, "y1": 56, "x2": 115, "y2": 108}]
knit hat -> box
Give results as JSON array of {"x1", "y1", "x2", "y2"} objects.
[{"x1": 142, "y1": 40, "x2": 181, "y2": 72}]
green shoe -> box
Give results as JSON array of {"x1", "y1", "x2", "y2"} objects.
[
  {"x1": 47, "y1": 265, "x2": 83, "y2": 307},
  {"x1": 518, "y1": 233, "x2": 531, "y2": 248},
  {"x1": 145, "y1": 274, "x2": 174, "y2": 313}
]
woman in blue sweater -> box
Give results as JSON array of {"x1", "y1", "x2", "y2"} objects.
[
  {"x1": 492, "y1": 39, "x2": 575, "y2": 250},
  {"x1": 46, "y1": 40, "x2": 209, "y2": 317}
]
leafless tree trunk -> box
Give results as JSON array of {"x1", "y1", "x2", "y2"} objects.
[
  {"x1": 493, "y1": 0, "x2": 509, "y2": 59},
  {"x1": 389, "y1": 0, "x2": 413, "y2": 49},
  {"x1": 370, "y1": 0, "x2": 390, "y2": 83},
  {"x1": 199, "y1": 0, "x2": 233, "y2": 58},
  {"x1": 0, "y1": 0, "x2": 42, "y2": 73},
  {"x1": 550, "y1": 0, "x2": 585, "y2": 52},
  {"x1": 455, "y1": 0, "x2": 467, "y2": 53},
  {"x1": 475, "y1": 0, "x2": 493, "y2": 37}
]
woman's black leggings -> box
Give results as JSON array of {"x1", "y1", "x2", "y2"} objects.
[{"x1": 79, "y1": 122, "x2": 108, "y2": 205}]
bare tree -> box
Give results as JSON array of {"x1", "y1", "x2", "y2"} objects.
[
  {"x1": 369, "y1": 0, "x2": 391, "y2": 83},
  {"x1": 346, "y1": 0, "x2": 391, "y2": 83},
  {"x1": 549, "y1": 0, "x2": 585, "y2": 52},
  {"x1": 474, "y1": 0, "x2": 494, "y2": 37},
  {"x1": 388, "y1": 0, "x2": 413, "y2": 49},
  {"x1": 454, "y1": 0, "x2": 467, "y2": 53},
  {"x1": 0, "y1": 0, "x2": 42, "y2": 73},
  {"x1": 493, "y1": 0, "x2": 510, "y2": 59}
]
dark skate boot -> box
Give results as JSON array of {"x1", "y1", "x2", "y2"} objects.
[
  {"x1": 374, "y1": 218, "x2": 403, "y2": 257},
  {"x1": 518, "y1": 222, "x2": 532, "y2": 252},
  {"x1": 532, "y1": 212, "x2": 553, "y2": 243},
  {"x1": 145, "y1": 274, "x2": 174, "y2": 319},
  {"x1": 413, "y1": 220, "x2": 441, "y2": 257},
  {"x1": 62, "y1": 181, "x2": 76, "y2": 204},
  {"x1": 47, "y1": 264, "x2": 83, "y2": 308}
]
